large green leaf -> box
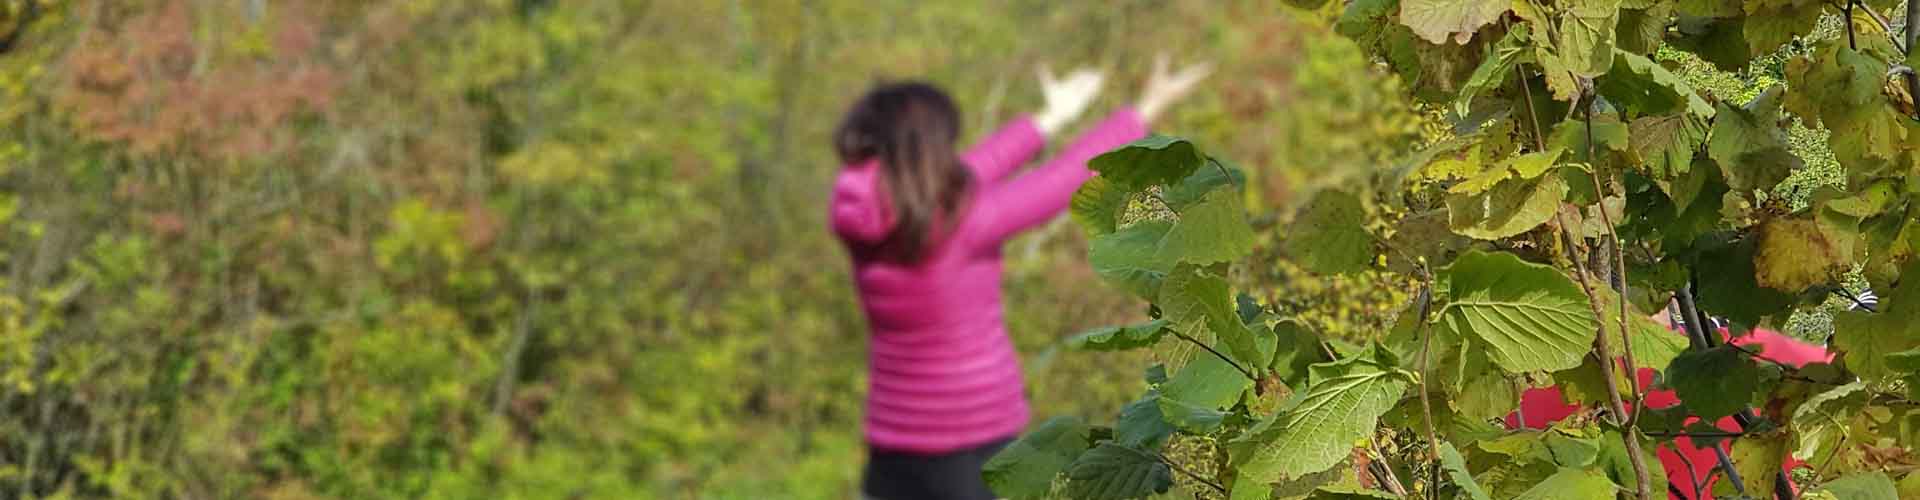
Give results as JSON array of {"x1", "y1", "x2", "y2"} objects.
[
  {"x1": 1066, "y1": 319, "x2": 1168, "y2": 352},
  {"x1": 1155, "y1": 185, "x2": 1256, "y2": 266},
  {"x1": 1090, "y1": 135, "x2": 1207, "y2": 190},
  {"x1": 1442, "y1": 250, "x2": 1600, "y2": 373},
  {"x1": 1512, "y1": 467, "x2": 1618, "y2": 499},
  {"x1": 1231, "y1": 345, "x2": 1411, "y2": 482},
  {"x1": 1707, "y1": 87, "x2": 1799, "y2": 192},
  {"x1": 1557, "y1": 0, "x2": 1621, "y2": 77},
  {"x1": 1399, "y1": 0, "x2": 1509, "y2": 44},
  {"x1": 1599, "y1": 50, "x2": 1714, "y2": 118},
  {"x1": 1065, "y1": 442, "x2": 1174, "y2": 500},
  {"x1": 1439, "y1": 442, "x2": 1493, "y2": 500},
  {"x1": 1664, "y1": 345, "x2": 1759, "y2": 419},
  {"x1": 1089, "y1": 220, "x2": 1176, "y2": 300},
  {"x1": 1161, "y1": 264, "x2": 1265, "y2": 368},
  {"x1": 984, "y1": 416, "x2": 1096, "y2": 499},
  {"x1": 1446, "y1": 172, "x2": 1569, "y2": 240},
  {"x1": 1072, "y1": 176, "x2": 1132, "y2": 237},
  {"x1": 1834, "y1": 260, "x2": 1920, "y2": 381},
  {"x1": 1813, "y1": 472, "x2": 1900, "y2": 500},
  {"x1": 1285, "y1": 191, "x2": 1373, "y2": 275}
]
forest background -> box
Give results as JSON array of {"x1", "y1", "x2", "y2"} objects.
[{"x1": 0, "y1": 1, "x2": 1844, "y2": 498}]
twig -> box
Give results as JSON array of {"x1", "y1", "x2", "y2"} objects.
[
  {"x1": 1166, "y1": 329, "x2": 1259, "y2": 382},
  {"x1": 1643, "y1": 430, "x2": 1747, "y2": 438},
  {"x1": 1368, "y1": 434, "x2": 1411, "y2": 497},
  {"x1": 1157, "y1": 452, "x2": 1228, "y2": 494},
  {"x1": 1411, "y1": 279, "x2": 1444, "y2": 476},
  {"x1": 1581, "y1": 96, "x2": 1647, "y2": 429}
]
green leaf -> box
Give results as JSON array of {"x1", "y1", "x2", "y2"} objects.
[
  {"x1": 1090, "y1": 135, "x2": 1207, "y2": 190},
  {"x1": 1072, "y1": 176, "x2": 1132, "y2": 237},
  {"x1": 1162, "y1": 159, "x2": 1245, "y2": 210},
  {"x1": 1453, "y1": 148, "x2": 1565, "y2": 195},
  {"x1": 1802, "y1": 46, "x2": 1906, "y2": 172},
  {"x1": 1231, "y1": 345, "x2": 1412, "y2": 482},
  {"x1": 1270, "y1": 319, "x2": 1331, "y2": 391},
  {"x1": 1693, "y1": 238, "x2": 1795, "y2": 326},
  {"x1": 1557, "y1": 0, "x2": 1622, "y2": 77},
  {"x1": 1442, "y1": 250, "x2": 1600, "y2": 373},
  {"x1": 1670, "y1": 15, "x2": 1751, "y2": 71},
  {"x1": 1446, "y1": 172, "x2": 1570, "y2": 240},
  {"x1": 1159, "y1": 339, "x2": 1255, "y2": 432},
  {"x1": 1628, "y1": 113, "x2": 1707, "y2": 182},
  {"x1": 1664, "y1": 345, "x2": 1759, "y2": 419},
  {"x1": 1439, "y1": 442, "x2": 1493, "y2": 500},
  {"x1": 1066, "y1": 319, "x2": 1168, "y2": 352},
  {"x1": 984, "y1": 416, "x2": 1096, "y2": 499},
  {"x1": 1753, "y1": 218, "x2": 1848, "y2": 292},
  {"x1": 1456, "y1": 24, "x2": 1533, "y2": 118},
  {"x1": 1115, "y1": 392, "x2": 1174, "y2": 449},
  {"x1": 1285, "y1": 191, "x2": 1373, "y2": 275},
  {"x1": 1600, "y1": 50, "x2": 1715, "y2": 118},
  {"x1": 1597, "y1": 430, "x2": 1668, "y2": 492},
  {"x1": 1791, "y1": 381, "x2": 1868, "y2": 461},
  {"x1": 1614, "y1": 5, "x2": 1672, "y2": 54},
  {"x1": 1707, "y1": 87, "x2": 1800, "y2": 192},
  {"x1": 1813, "y1": 472, "x2": 1900, "y2": 500},
  {"x1": 1834, "y1": 261, "x2": 1920, "y2": 381},
  {"x1": 1728, "y1": 429, "x2": 1789, "y2": 498},
  {"x1": 1155, "y1": 186, "x2": 1256, "y2": 266},
  {"x1": 1399, "y1": 0, "x2": 1510, "y2": 44},
  {"x1": 1089, "y1": 221, "x2": 1177, "y2": 300},
  {"x1": 1065, "y1": 442, "x2": 1174, "y2": 500},
  {"x1": 1743, "y1": 0, "x2": 1821, "y2": 57},
  {"x1": 1161, "y1": 264, "x2": 1265, "y2": 369},
  {"x1": 1512, "y1": 467, "x2": 1618, "y2": 499},
  {"x1": 1303, "y1": 484, "x2": 1398, "y2": 499}
]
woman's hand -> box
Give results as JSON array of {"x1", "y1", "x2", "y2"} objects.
[
  {"x1": 1034, "y1": 65, "x2": 1106, "y2": 137},
  {"x1": 1135, "y1": 53, "x2": 1212, "y2": 123}
]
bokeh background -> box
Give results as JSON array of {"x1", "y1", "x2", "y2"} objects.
[{"x1": 0, "y1": 0, "x2": 1845, "y2": 498}]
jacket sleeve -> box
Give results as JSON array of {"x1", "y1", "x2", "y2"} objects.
[
  {"x1": 959, "y1": 116, "x2": 1046, "y2": 183},
  {"x1": 963, "y1": 109, "x2": 1147, "y2": 246}
]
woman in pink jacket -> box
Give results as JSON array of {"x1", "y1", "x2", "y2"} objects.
[{"x1": 828, "y1": 57, "x2": 1209, "y2": 500}]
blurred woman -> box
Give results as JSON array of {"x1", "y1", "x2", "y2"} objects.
[{"x1": 828, "y1": 57, "x2": 1209, "y2": 500}]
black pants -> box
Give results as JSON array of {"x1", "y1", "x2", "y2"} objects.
[{"x1": 862, "y1": 437, "x2": 1014, "y2": 500}]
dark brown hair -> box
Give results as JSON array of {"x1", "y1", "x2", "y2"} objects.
[{"x1": 834, "y1": 82, "x2": 972, "y2": 262}]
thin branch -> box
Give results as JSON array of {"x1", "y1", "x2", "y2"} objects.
[
  {"x1": 1166, "y1": 329, "x2": 1259, "y2": 382},
  {"x1": 1581, "y1": 97, "x2": 1647, "y2": 428},
  {"x1": 1368, "y1": 434, "x2": 1411, "y2": 497},
  {"x1": 1643, "y1": 430, "x2": 1746, "y2": 438},
  {"x1": 1412, "y1": 280, "x2": 1443, "y2": 467},
  {"x1": 1157, "y1": 452, "x2": 1228, "y2": 494}
]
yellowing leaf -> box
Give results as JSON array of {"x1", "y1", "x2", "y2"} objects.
[
  {"x1": 1753, "y1": 218, "x2": 1846, "y2": 292},
  {"x1": 1400, "y1": 0, "x2": 1510, "y2": 44}
]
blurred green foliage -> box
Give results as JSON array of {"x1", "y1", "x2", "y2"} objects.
[{"x1": 0, "y1": 1, "x2": 1436, "y2": 498}]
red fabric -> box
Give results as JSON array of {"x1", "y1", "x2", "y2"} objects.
[{"x1": 1505, "y1": 328, "x2": 1831, "y2": 499}]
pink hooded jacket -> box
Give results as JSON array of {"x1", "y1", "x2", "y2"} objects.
[{"x1": 829, "y1": 110, "x2": 1147, "y2": 453}]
